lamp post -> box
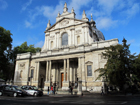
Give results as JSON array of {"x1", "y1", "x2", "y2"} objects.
[{"x1": 102, "y1": 77, "x2": 105, "y2": 94}]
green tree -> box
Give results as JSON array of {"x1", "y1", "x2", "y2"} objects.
[
  {"x1": 0, "y1": 26, "x2": 13, "y2": 80},
  {"x1": 13, "y1": 42, "x2": 41, "y2": 54},
  {"x1": 95, "y1": 38, "x2": 136, "y2": 90}
]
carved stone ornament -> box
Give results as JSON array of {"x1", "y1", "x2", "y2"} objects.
[
  {"x1": 49, "y1": 35, "x2": 55, "y2": 39},
  {"x1": 19, "y1": 63, "x2": 25, "y2": 69},
  {"x1": 75, "y1": 30, "x2": 81, "y2": 34},
  {"x1": 61, "y1": 20, "x2": 69, "y2": 26}
]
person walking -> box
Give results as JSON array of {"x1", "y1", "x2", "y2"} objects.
[
  {"x1": 47, "y1": 86, "x2": 50, "y2": 95},
  {"x1": 70, "y1": 86, "x2": 73, "y2": 95},
  {"x1": 51, "y1": 86, "x2": 53, "y2": 94},
  {"x1": 101, "y1": 87, "x2": 104, "y2": 95},
  {"x1": 53, "y1": 86, "x2": 55, "y2": 95}
]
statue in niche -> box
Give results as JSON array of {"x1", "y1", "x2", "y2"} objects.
[{"x1": 20, "y1": 70, "x2": 23, "y2": 78}]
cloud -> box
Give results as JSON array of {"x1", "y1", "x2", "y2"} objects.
[
  {"x1": 21, "y1": 0, "x2": 32, "y2": 11},
  {"x1": 127, "y1": 39, "x2": 135, "y2": 44},
  {"x1": 122, "y1": 3, "x2": 140, "y2": 19},
  {"x1": 96, "y1": 17, "x2": 118, "y2": 30},
  {"x1": 0, "y1": 0, "x2": 8, "y2": 10},
  {"x1": 25, "y1": 20, "x2": 32, "y2": 28},
  {"x1": 24, "y1": 0, "x2": 92, "y2": 27},
  {"x1": 35, "y1": 41, "x2": 44, "y2": 48},
  {"x1": 23, "y1": 0, "x2": 140, "y2": 30}
]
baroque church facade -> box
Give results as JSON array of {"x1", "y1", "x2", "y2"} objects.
[{"x1": 14, "y1": 3, "x2": 118, "y2": 92}]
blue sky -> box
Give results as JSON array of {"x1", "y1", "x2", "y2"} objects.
[{"x1": 0, "y1": 0, "x2": 140, "y2": 54}]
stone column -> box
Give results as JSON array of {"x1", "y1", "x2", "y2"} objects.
[
  {"x1": 85, "y1": 27, "x2": 87, "y2": 43},
  {"x1": 32, "y1": 61, "x2": 40, "y2": 87},
  {"x1": 44, "y1": 61, "x2": 50, "y2": 90},
  {"x1": 47, "y1": 36, "x2": 49, "y2": 50},
  {"x1": 81, "y1": 27, "x2": 84, "y2": 44},
  {"x1": 77, "y1": 57, "x2": 83, "y2": 94},
  {"x1": 86, "y1": 27, "x2": 89, "y2": 43},
  {"x1": 55, "y1": 34, "x2": 57, "y2": 48},
  {"x1": 36, "y1": 62, "x2": 40, "y2": 82},
  {"x1": 70, "y1": 30, "x2": 72, "y2": 45},
  {"x1": 81, "y1": 57, "x2": 86, "y2": 91},
  {"x1": 67, "y1": 58, "x2": 69, "y2": 81},
  {"x1": 59, "y1": 37, "x2": 61, "y2": 48},
  {"x1": 78, "y1": 57, "x2": 82, "y2": 80},
  {"x1": 45, "y1": 61, "x2": 49, "y2": 81},
  {"x1": 49, "y1": 61, "x2": 52, "y2": 82},
  {"x1": 64, "y1": 59, "x2": 66, "y2": 81},
  {"x1": 62, "y1": 59, "x2": 69, "y2": 90},
  {"x1": 73, "y1": 30, "x2": 75, "y2": 45}
]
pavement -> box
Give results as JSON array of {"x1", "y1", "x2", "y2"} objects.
[{"x1": 44, "y1": 92, "x2": 140, "y2": 97}]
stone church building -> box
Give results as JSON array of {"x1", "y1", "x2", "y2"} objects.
[{"x1": 14, "y1": 3, "x2": 118, "y2": 93}]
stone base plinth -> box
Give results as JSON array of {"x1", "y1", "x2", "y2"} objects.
[
  {"x1": 32, "y1": 81, "x2": 39, "y2": 87},
  {"x1": 77, "y1": 80, "x2": 82, "y2": 95},
  {"x1": 44, "y1": 81, "x2": 51, "y2": 90},
  {"x1": 62, "y1": 81, "x2": 69, "y2": 90}
]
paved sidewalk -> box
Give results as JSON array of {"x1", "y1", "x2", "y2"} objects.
[
  {"x1": 45, "y1": 94, "x2": 80, "y2": 97},
  {"x1": 43, "y1": 91, "x2": 140, "y2": 97}
]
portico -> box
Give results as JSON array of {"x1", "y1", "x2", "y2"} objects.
[{"x1": 33, "y1": 56, "x2": 85, "y2": 90}]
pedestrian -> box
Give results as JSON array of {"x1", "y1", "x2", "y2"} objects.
[
  {"x1": 101, "y1": 87, "x2": 104, "y2": 95},
  {"x1": 51, "y1": 86, "x2": 53, "y2": 94},
  {"x1": 53, "y1": 86, "x2": 55, "y2": 95},
  {"x1": 47, "y1": 86, "x2": 50, "y2": 95},
  {"x1": 70, "y1": 86, "x2": 73, "y2": 95}
]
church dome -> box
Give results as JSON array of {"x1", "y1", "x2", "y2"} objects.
[{"x1": 92, "y1": 27, "x2": 105, "y2": 41}]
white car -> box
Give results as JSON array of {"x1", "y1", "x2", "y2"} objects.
[{"x1": 21, "y1": 86, "x2": 43, "y2": 96}]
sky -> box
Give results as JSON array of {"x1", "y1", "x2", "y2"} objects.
[{"x1": 0, "y1": 0, "x2": 140, "y2": 54}]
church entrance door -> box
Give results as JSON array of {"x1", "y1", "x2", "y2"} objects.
[
  {"x1": 61, "y1": 73, "x2": 64, "y2": 87},
  {"x1": 61, "y1": 73, "x2": 67, "y2": 87}
]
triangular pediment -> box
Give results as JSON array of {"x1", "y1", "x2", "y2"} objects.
[
  {"x1": 85, "y1": 61, "x2": 93, "y2": 64},
  {"x1": 45, "y1": 18, "x2": 87, "y2": 32}
]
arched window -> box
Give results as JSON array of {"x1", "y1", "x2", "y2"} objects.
[
  {"x1": 62, "y1": 33, "x2": 68, "y2": 46},
  {"x1": 77, "y1": 36, "x2": 80, "y2": 44}
]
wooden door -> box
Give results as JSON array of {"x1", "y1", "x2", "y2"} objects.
[
  {"x1": 61, "y1": 73, "x2": 64, "y2": 87},
  {"x1": 61, "y1": 73, "x2": 67, "y2": 87}
]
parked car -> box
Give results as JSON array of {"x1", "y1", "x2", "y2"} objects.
[
  {"x1": 0, "y1": 85, "x2": 27, "y2": 97},
  {"x1": 21, "y1": 85, "x2": 43, "y2": 96}
]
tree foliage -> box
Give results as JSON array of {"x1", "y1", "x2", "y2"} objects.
[
  {"x1": 12, "y1": 42, "x2": 41, "y2": 60},
  {"x1": 95, "y1": 38, "x2": 139, "y2": 90},
  {"x1": 0, "y1": 26, "x2": 41, "y2": 81},
  {"x1": 0, "y1": 26, "x2": 13, "y2": 80}
]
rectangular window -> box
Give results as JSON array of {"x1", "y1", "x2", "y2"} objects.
[
  {"x1": 87, "y1": 65, "x2": 92, "y2": 76},
  {"x1": 31, "y1": 69, "x2": 34, "y2": 78}
]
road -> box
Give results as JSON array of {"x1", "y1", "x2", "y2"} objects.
[{"x1": 0, "y1": 94, "x2": 140, "y2": 105}]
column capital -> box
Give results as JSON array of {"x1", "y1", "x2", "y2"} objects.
[{"x1": 35, "y1": 61, "x2": 39, "y2": 63}]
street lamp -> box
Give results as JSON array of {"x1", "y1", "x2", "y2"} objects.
[{"x1": 102, "y1": 77, "x2": 105, "y2": 94}]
